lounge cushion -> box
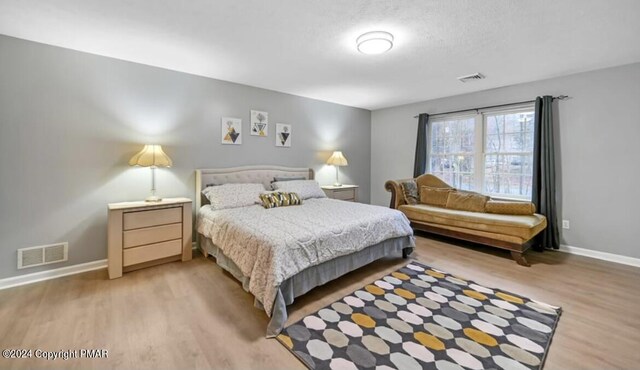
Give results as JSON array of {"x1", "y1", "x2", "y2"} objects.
[
  {"x1": 419, "y1": 186, "x2": 454, "y2": 207},
  {"x1": 411, "y1": 222, "x2": 526, "y2": 245},
  {"x1": 486, "y1": 200, "x2": 536, "y2": 215},
  {"x1": 399, "y1": 204, "x2": 547, "y2": 242},
  {"x1": 446, "y1": 191, "x2": 489, "y2": 213}
]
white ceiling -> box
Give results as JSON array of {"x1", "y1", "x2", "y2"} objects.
[{"x1": 1, "y1": 0, "x2": 639, "y2": 110}]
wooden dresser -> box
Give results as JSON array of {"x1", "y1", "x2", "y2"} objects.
[
  {"x1": 107, "y1": 198, "x2": 192, "y2": 279},
  {"x1": 321, "y1": 185, "x2": 358, "y2": 202}
]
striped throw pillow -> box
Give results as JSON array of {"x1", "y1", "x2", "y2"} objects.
[{"x1": 259, "y1": 192, "x2": 302, "y2": 209}]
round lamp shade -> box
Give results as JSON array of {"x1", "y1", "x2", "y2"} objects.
[{"x1": 356, "y1": 31, "x2": 394, "y2": 55}]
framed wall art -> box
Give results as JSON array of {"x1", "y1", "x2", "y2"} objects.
[
  {"x1": 275, "y1": 123, "x2": 291, "y2": 147},
  {"x1": 221, "y1": 117, "x2": 242, "y2": 145},
  {"x1": 250, "y1": 110, "x2": 268, "y2": 136}
]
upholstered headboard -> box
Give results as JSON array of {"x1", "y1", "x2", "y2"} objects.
[{"x1": 195, "y1": 165, "x2": 314, "y2": 210}]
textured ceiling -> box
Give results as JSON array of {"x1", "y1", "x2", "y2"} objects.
[{"x1": 1, "y1": 0, "x2": 639, "y2": 110}]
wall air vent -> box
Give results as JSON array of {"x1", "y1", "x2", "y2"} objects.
[
  {"x1": 18, "y1": 242, "x2": 68, "y2": 269},
  {"x1": 457, "y1": 73, "x2": 485, "y2": 83}
]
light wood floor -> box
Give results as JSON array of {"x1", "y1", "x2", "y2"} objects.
[{"x1": 1, "y1": 234, "x2": 639, "y2": 369}]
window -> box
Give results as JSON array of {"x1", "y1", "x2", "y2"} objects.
[
  {"x1": 428, "y1": 106, "x2": 535, "y2": 199},
  {"x1": 484, "y1": 111, "x2": 534, "y2": 198},
  {"x1": 429, "y1": 116, "x2": 476, "y2": 191}
]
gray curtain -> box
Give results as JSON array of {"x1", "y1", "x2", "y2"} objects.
[
  {"x1": 413, "y1": 113, "x2": 430, "y2": 178},
  {"x1": 532, "y1": 96, "x2": 560, "y2": 249}
]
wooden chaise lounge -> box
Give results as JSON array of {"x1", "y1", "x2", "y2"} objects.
[{"x1": 385, "y1": 174, "x2": 547, "y2": 266}]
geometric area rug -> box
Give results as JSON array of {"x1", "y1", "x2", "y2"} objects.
[{"x1": 277, "y1": 261, "x2": 561, "y2": 370}]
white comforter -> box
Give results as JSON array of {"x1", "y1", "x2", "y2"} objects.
[{"x1": 197, "y1": 198, "x2": 414, "y2": 315}]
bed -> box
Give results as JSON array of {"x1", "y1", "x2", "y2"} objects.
[{"x1": 195, "y1": 165, "x2": 415, "y2": 337}]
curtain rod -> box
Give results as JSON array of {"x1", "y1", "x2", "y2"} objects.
[{"x1": 412, "y1": 95, "x2": 569, "y2": 119}]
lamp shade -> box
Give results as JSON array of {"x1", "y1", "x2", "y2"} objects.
[
  {"x1": 128, "y1": 145, "x2": 173, "y2": 168},
  {"x1": 326, "y1": 151, "x2": 348, "y2": 166}
]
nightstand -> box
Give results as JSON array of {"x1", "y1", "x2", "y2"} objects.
[
  {"x1": 107, "y1": 197, "x2": 192, "y2": 279},
  {"x1": 321, "y1": 185, "x2": 358, "y2": 202}
]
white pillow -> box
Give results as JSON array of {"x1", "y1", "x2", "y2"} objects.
[
  {"x1": 202, "y1": 183, "x2": 266, "y2": 210},
  {"x1": 272, "y1": 180, "x2": 327, "y2": 200}
]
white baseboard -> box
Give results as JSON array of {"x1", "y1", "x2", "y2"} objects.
[
  {"x1": 1, "y1": 244, "x2": 636, "y2": 291},
  {"x1": 0, "y1": 259, "x2": 107, "y2": 290},
  {"x1": 559, "y1": 244, "x2": 640, "y2": 268},
  {"x1": 1, "y1": 243, "x2": 199, "y2": 291}
]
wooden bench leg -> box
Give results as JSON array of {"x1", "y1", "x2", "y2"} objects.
[{"x1": 510, "y1": 251, "x2": 530, "y2": 267}]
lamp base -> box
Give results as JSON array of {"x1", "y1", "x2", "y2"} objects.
[
  {"x1": 145, "y1": 195, "x2": 162, "y2": 202},
  {"x1": 333, "y1": 183, "x2": 343, "y2": 187}
]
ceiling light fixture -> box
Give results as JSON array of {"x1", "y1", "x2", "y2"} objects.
[{"x1": 356, "y1": 31, "x2": 394, "y2": 55}]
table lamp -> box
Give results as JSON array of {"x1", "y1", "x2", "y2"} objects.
[
  {"x1": 128, "y1": 144, "x2": 173, "y2": 202},
  {"x1": 326, "y1": 151, "x2": 348, "y2": 187}
]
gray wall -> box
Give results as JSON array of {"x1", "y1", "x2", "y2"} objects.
[
  {"x1": 371, "y1": 62, "x2": 640, "y2": 259},
  {"x1": 0, "y1": 35, "x2": 371, "y2": 279}
]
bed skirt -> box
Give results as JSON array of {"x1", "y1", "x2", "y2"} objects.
[{"x1": 199, "y1": 235, "x2": 414, "y2": 337}]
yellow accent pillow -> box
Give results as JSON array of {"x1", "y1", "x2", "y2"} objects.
[
  {"x1": 419, "y1": 186, "x2": 454, "y2": 207},
  {"x1": 485, "y1": 200, "x2": 536, "y2": 215},
  {"x1": 445, "y1": 191, "x2": 489, "y2": 213},
  {"x1": 259, "y1": 192, "x2": 302, "y2": 209}
]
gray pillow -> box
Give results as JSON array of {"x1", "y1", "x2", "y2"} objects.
[
  {"x1": 202, "y1": 183, "x2": 266, "y2": 210},
  {"x1": 400, "y1": 180, "x2": 419, "y2": 205},
  {"x1": 272, "y1": 180, "x2": 327, "y2": 200},
  {"x1": 272, "y1": 176, "x2": 306, "y2": 183}
]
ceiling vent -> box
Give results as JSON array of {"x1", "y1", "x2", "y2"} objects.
[
  {"x1": 18, "y1": 242, "x2": 68, "y2": 269},
  {"x1": 457, "y1": 73, "x2": 485, "y2": 83}
]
